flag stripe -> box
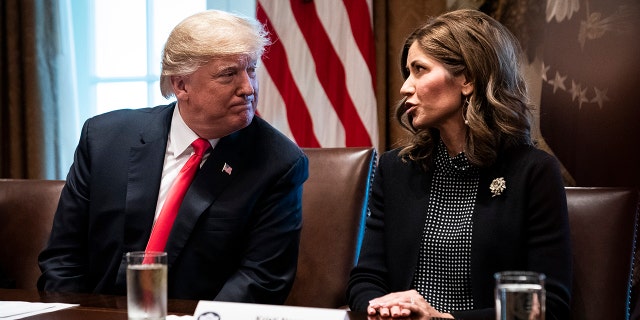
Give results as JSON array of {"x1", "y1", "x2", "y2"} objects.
[
  {"x1": 342, "y1": 0, "x2": 376, "y2": 86},
  {"x1": 256, "y1": 0, "x2": 377, "y2": 149},
  {"x1": 290, "y1": 0, "x2": 371, "y2": 146},
  {"x1": 259, "y1": 0, "x2": 346, "y2": 147},
  {"x1": 256, "y1": 68, "x2": 293, "y2": 140},
  {"x1": 314, "y1": 0, "x2": 378, "y2": 146},
  {"x1": 257, "y1": 3, "x2": 321, "y2": 147}
]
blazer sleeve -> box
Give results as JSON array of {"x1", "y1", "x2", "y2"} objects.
[
  {"x1": 511, "y1": 149, "x2": 571, "y2": 320},
  {"x1": 346, "y1": 151, "x2": 394, "y2": 311},
  {"x1": 37, "y1": 119, "x2": 93, "y2": 292}
]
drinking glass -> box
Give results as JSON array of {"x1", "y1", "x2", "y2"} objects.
[
  {"x1": 494, "y1": 271, "x2": 545, "y2": 320},
  {"x1": 126, "y1": 251, "x2": 168, "y2": 320}
]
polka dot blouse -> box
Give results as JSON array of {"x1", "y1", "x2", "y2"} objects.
[{"x1": 411, "y1": 141, "x2": 479, "y2": 312}]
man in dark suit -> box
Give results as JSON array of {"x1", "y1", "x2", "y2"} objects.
[{"x1": 37, "y1": 10, "x2": 308, "y2": 304}]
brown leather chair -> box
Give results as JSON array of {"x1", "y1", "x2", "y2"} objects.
[
  {"x1": 284, "y1": 147, "x2": 376, "y2": 308},
  {"x1": 566, "y1": 187, "x2": 639, "y2": 320},
  {"x1": 0, "y1": 147, "x2": 377, "y2": 302},
  {"x1": 0, "y1": 179, "x2": 65, "y2": 289}
]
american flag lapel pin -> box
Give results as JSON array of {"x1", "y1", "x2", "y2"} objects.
[{"x1": 222, "y1": 163, "x2": 233, "y2": 175}]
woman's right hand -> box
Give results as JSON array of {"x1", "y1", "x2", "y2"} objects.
[{"x1": 366, "y1": 290, "x2": 454, "y2": 319}]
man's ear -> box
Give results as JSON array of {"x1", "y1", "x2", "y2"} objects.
[{"x1": 171, "y1": 75, "x2": 188, "y2": 100}]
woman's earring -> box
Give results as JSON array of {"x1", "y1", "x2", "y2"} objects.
[{"x1": 462, "y1": 97, "x2": 470, "y2": 126}]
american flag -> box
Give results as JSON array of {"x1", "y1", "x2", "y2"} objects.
[
  {"x1": 222, "y1": 163, "x2": 233, "y2": 175},
  {"x1": 256, "y1": 0, "x2": 378, "y2": 149}
]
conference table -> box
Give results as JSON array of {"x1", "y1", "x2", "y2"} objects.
[{"x1": 0, "y1": 289, "x2": 371, "y2": 319}]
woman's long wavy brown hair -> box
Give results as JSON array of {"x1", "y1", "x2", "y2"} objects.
[{"x1": 396, "y1": 9, "x2": 533, "y2": 171}]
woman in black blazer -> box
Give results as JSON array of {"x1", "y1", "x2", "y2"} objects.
[{"x1": 346, "y1": 9, "x2": 571, "y2": 320}]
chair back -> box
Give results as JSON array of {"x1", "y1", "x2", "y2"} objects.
[
  {"x1": 566, "y1": 187, "x2": 639, "y2": 320},
  {"x1": 284, "y1": 147, "x2": 376, "y2": 308},
  {"x1": 0, "y1": 179, "x2": 65, "y2": 289},
  {"x1": 0, "y1": 148, "x2": 378, "y2": 299}
]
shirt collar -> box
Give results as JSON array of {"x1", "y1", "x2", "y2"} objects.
[{"x1": 169, "y1": 102, "x2": 219, "y2": 157}]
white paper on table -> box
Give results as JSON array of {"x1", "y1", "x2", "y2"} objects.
[
  {"x1": 194, "y1": 301, "x2": 348, "y2": 320},
  {"x1": 0, "y1": 301, "x2": 79, "y2": 319},
  {"x1": 167, "y1": 315, "x2": 194, "y2": 320}
]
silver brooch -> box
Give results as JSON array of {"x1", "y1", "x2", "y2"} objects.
[{"x1": 490, "y1": 177, "x2": 506, "y2": 197}]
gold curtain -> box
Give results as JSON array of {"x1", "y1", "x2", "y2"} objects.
[{"x1": 0, "y1": 0, "x2": 58, "y2": 179}]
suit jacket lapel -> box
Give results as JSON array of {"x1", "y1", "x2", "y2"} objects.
[
  {"x1": 123, "y1": 105, "x2": 174, "y2": 253},
  {"x1": 164, "y1": 127, "x2": 247, "y2": 266},
  {"x1": 114, "y1": 104, "x2": 174, "y2": 289}
]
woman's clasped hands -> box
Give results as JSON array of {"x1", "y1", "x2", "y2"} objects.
[{"x1": 367, "y1": 290, "x2": 454, "y2": 319}]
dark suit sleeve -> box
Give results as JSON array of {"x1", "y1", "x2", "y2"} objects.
[
  {"x1": 510, "y1": 151, "x2": 571, "y2": 320},
  {"x1": 214, "y1": 154, "x2": 308, "y2": 304},
  {"x1": 346, "y1": 152, "x2": 392, "y2": 311},
  {"x1": 37, "y1": 120, "x2": 93, "y2": 292}
]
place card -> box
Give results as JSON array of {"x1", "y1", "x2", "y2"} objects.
[
  {"x1": 0, "y1": 301, "x2": 78, "y2": 320},
  {"x1": 193, "y1": 301, "x2": 348, "y2": 320}
]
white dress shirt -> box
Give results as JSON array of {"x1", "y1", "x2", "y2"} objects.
[{"x1": 153, "y1": 103, "x2": 219, "y2": 220}]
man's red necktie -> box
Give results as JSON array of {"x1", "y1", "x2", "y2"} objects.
[{"x1": 145, "y1": 138, "x2": 211, "y2": 253}]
